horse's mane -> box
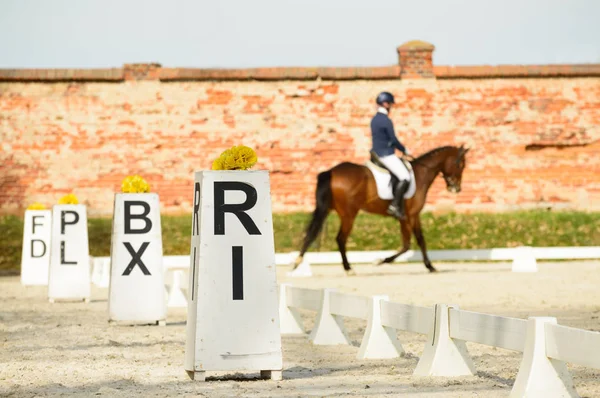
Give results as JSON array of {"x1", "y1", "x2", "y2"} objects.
[{"x1": 414, "y1": 145, "x2": 457, "y2": 161}]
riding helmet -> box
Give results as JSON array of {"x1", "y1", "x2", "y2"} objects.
[{"x1": 376, "y1": 91, "x2": 395, "y2": 105}]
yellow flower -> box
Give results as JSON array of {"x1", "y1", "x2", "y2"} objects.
[
  {"x1": 211, "y1": 157, "x2": 224, "y2": 170},
  {"x1": 27, "y1": 202, "x2": 46, "y2": 210},
  {"x1": 212, "y1": 145, "x2": 258, "y2": 171},
  {"x1": 58, "y1": 193, "x2": 79, "y2": 205},
  {"x1": 121, "y1": 175, "x2": 150, "y2": 193}
]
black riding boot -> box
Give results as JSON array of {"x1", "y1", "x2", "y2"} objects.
[{"x1": 386, "y1": 180, "x2": 409, "y2": 220}]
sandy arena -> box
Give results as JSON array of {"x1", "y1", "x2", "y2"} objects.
[{"x1": 2, "y1": 260, "x2": 600, "y2": 397}]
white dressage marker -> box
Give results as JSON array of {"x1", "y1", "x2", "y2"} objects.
[
  {"x1": 108, "y1": 193, "x2": 166, "y2": 325},
  {"x1": 47, "y1": 205, "x2": 91, "y2": 302},
  {"x1": 21, "y1": 209, "x2": 52, "y2": 286},
  {"x1": 184, "y1": 170, "x2": 283, "y2": 381}
]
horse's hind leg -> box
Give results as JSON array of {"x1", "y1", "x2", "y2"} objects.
[
  {"x1": 335, "y1": 211, "x2": 358, "y2": 275},
  {"x1": 375, "y1": 219, "x2": 411, "y2": 265}
]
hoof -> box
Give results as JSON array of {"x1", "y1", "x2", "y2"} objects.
[
  {"x1": 293, "y1": 256, "x2": 303, "y2": 267},
  {"x1": 428, "y1": 266, "x2": 438, "y2": 273},
  {"x1": 372, "y1": 258, "x2": 385, "y2": 266},
  {"x1": 345, "y1": 269, "x2": 357, "y2": 276}
]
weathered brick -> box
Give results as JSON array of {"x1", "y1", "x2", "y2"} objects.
[{"x1": 1, "y1": 49, "x2": 600, "y2": 215}]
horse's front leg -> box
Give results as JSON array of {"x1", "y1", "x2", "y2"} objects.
[
  {"x1": 413, "y1": 216, "x2": 437, "y2": 272},
  {"x1": 374, "y1": 218, "x2": 411, "y2": 265}
]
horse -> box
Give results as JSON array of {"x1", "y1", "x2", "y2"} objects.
[{"x1": 292, "y1": 144, "x2": 470, "y2": 275}]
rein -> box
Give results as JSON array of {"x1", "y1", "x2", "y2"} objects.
[
  {"x1": 408, "y1": 147, "x2": 464, "y2": 172},
  {"x1": 408, "y1": 157, "x2": 439, "y2": 171}
]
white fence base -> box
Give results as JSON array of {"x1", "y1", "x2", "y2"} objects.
[
  {"x1": 279, "y1": 283, "x2": 305, "y2": 334},
  {"x1": 414, "y1": 304, "x2": 476, "y2": 377},
  {"x1": 511, "y1": 246, "x2": 538, "y2": 273},
  {"x1": 91, "y1": 257, "x2": 110, "y2": 288},
  {"x1": 166, "y1": 270, "x2": 187, "y2": 308},
  {"x1": 287, "y1": 258, "x2": 312, "y2": 277},
  {"x1": 309, "y1": 288, "x2": 351, "y2": 345},
  {"x1": 276, "y1": 283, "x2": 600, "y2": 396},
  {"x1": 357, "y1": 295, "x2": 404, "y2": 359},
  {"x1": 510, "y1": 317, "x2": 578, "y2": 398}
]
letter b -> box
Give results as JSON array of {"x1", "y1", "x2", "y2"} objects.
[{"x1": 124, "y1": 201, "x2": 152, "y2": 234}]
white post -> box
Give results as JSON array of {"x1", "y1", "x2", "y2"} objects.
[
  {"x1": 512, "y1": 246, "x2": 538, "y2": 273},
  {"x1": 308, "y1": 288, "x2": 351, "y2": 345},
  {"x1": 108, "y1": 193, "x2": 167, "y2": 325},
  {"x1": 357, "y1": 295, "x2": 404, "y2": 359},
  {"x1": 278, "y1": 284, "x2": 305, "y2": 335},
  {"x1": 184, "y1": 170, "x2": 283, "y2": 380},
  {"x1": 48, "y1": 204, "x2": 91, "y2": 302},
  {"x1": 21, "y1": 209, "x2": 52, "y2": 286},
  {"x1": 167, "y1": 270, "x2": 188, "y2": 308},
  {"x1": 413, "y1": 304, "x2": 476, "y2": 376},
  {"x1": 510, "y1": 317, "x2": 578, "y2": 398}
]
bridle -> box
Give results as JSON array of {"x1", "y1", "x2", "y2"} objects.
[{"x1": 443, "y1": 174, "x2": 460, "y2": 189}]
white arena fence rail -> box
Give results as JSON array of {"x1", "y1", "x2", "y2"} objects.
[
  {"x1": 89, "y1": 255, "x2": 191, "y2": 308},
  {"x1": 89, "y1": 246, "x2": 600, "y2": 308},
  {"x1": 87, "y1": 254, "x2": 600, "y2": 396},
  {"x1": 288, "y1": 246, "x2": 600, "y2": 276},
  {"x1": 278, "y1": 284, "x2": 600, "y2": 398}
]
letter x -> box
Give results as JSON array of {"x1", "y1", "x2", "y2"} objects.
[{"x1": 122, "y1": 242, "x2": 151, "y2": 276}]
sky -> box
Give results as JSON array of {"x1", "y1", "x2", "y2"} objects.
[{"x1": 1, "y1": 0, "x2": 599, "y2": 69}]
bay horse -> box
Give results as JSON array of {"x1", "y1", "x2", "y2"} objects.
[{"x1": 292, "y1": 145, "x2": 469, "y2": 275}]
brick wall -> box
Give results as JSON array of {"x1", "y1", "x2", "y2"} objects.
[{"x1": 2, "y1": 41, "x2": 600, "y2": 216}]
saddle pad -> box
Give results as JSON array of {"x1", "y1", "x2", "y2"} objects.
[{"x1": 365, "y1": 160, "x2": 416, "y2": 200}]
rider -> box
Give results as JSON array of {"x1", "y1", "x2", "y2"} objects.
[{"x1": 370, "y1": 91, "x2": 411, "y2": 220}]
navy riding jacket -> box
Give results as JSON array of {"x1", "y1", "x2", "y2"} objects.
[{"x1": 370, "y1": 111, "x2": 407, "y2": 157}]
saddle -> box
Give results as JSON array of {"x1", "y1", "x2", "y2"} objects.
[
  {"x1": 366, "y1": 151, "x2": 417, "y2": 201},
  {"x1": 369, "y1": 151, "x2": 413, "y2": 175}
]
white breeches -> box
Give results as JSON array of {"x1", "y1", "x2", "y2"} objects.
[{"x1": 378, "y1": 155, "x2": 410, "y2": 181}]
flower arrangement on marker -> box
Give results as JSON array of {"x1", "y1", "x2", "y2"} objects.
[
  {"x1": 27, "y1": 202, "x2": 46, "y2": 210},
  {"x1": 58, "y1": 193, "x2": 79, "y2": 205},
  {"x1": 121, "y1": 175, "x2": 150, "y2": 193},
  {"x1": 211, "y1": 145, "x2": 258, "y2": 171}
]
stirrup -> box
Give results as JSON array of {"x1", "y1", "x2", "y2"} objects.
[{"x1": 386, "y1": 204, "x2": 406, "y2": 220}]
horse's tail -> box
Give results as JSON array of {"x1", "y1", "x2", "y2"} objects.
[{"x1": 297, "y1": 170, "x2": 333, "y2": 261}]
